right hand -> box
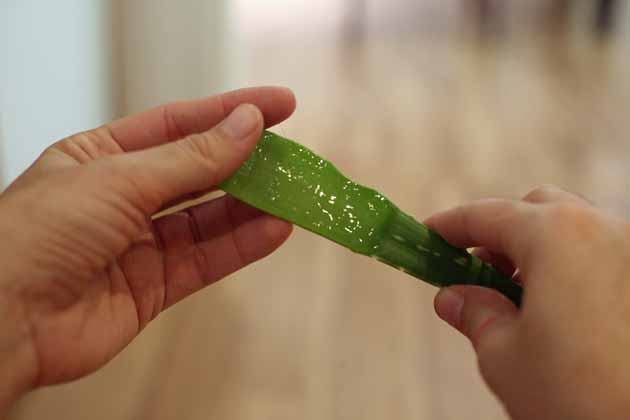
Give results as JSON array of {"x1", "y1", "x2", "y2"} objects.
[{"x1": 426, "y1": 185, "x2": 630, "y2": 420}]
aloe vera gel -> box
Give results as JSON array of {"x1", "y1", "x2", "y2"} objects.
[{"x1": 221, "y1": 131, "x2": 522, "y2": 306}]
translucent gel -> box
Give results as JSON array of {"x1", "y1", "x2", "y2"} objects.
[{"x1": 221, "y1": 131, "x2": 393, "y2": 255}]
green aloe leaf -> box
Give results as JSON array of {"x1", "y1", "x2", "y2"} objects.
[{"x1": 221, "y1": 131, "x2": 522, "y2": 306}]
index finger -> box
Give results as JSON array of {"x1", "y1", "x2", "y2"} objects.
[
  {"x1": 107, "y1": 86, "x2": 296, "y2": 152},
  {"x1": 424, "y1": 199, "x2": 534, "y2": 267}
]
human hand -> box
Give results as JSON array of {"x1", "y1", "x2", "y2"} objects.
[
  {"x1": 0, "y1": 87, "x2": 295, "y2": 414},
  {"x1": 427, "y1": 185, "x2": 630, "y2": 419}
]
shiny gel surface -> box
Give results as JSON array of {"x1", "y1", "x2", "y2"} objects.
[
  {"x1": 220, "y1": 131, "x2": 523, "y2": 306},
  {"x1": 220, "y1": 131, "x2": 394, "y2": 255}
]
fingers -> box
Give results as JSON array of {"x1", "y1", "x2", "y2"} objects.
[
  {"x1": 434, "y1": 286, "x2": 519, "y2": 397},
  {"x1": 109, "y1": 104, "x2": 264, "y2": 214},
  {"x1": 152, "y1": 195, "x2": 292, "y2": 307},
  {"x1": 425, "y1": 199, "x2": 532, "y2": 266},
  {"x1": 435, "y1": 286, "x2": 518, "y2": 347},
  {"x1": 107, "y1": 86, "x2": 296, "y2": 151},
  {"x1": 472, "y1": 248, "x2": 516, "y2": 278},
  {"x1": 426, "y1": 185, "x2": 590, "y2": 282},
  {"x1": 522, "y1": 184, "x2": 591, "y2": 206},
  {"x1": 153, "y1": 194, "x2": 260, "y2": 253}
]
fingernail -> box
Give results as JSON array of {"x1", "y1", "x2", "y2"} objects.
[
  {"x1": 435, "y1": 288, "x2": 464, "y2": 329},
  {"x1": 219, "y1": 104, "x2": 260, "y2": 141}
]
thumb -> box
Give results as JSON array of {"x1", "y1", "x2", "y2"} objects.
[
  {"x1": 435, "y1": 286, "x2": 518, "y2": 389},
  {"x1": 110, "y1": 103, "x2": 263, "y2": 213}
]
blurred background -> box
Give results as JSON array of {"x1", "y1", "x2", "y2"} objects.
[{"x1": 2, "y1": 1, "x2": 630, "y2": 419}]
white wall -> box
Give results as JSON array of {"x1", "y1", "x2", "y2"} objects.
[
  {"x1": 1, "y1": 1, "x2": 114, "y2": 186},
  {"x1": 1, "y1": 1, "x2": 236, "y2": 188},
  {"x1": 115, "y1": 0, "x2": 234, "y2": 114}
]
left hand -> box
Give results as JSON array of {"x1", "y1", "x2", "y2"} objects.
[{"x1": 0, "y1": 86, "x2": 296, "y2": 414}]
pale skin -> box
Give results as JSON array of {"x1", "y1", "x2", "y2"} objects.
[
  {"x1": 0, "y1": 86, "x2": 296, "y2": 415},
  {"x1": 0, "y1": 87, "x2": 628, "y2": 419},
  {"x1": 427, "y1": 185, "x2": 630, "y2": 419}
]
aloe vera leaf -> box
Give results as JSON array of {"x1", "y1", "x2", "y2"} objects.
[{"x1": 220, "y1": 131, "x2": 522, "y2": 306}]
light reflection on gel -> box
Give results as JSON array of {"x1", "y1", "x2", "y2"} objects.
[{"x1": 221, "y1": 132, "x2": 395, "y2": 255}]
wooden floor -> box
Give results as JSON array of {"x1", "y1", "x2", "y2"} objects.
[{"x1": 9, "y1": 3, "x2": 630, "y2": 420}]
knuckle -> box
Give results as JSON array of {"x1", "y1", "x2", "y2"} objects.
[
  {"x1": 191, "y1": 245, "x2": 213, "y2": 285},
  {"x1": 542, "y1": 203, "x2": 598, "y2": 239},
  {"x1": 94, "y1": 158, "x2": 161, "y2": 217},
  {"x1": 477, "y1": 199, "x2": 523, "y2": 229},
  {"x1": 468, "y1": 314, "x2": 500, "y2": 349},
  {"x1": 523, "y1": 184, "x2": 560, "y2": 202},
  {"x1": 176, "y1": 132, "x2": 221, "y2": 176},
  {"x1": 47, "y1": 129, "x2": 121, "y2": 163},
  {"x1": 44, "y1": 137, "x2": 75, "y2": 159},
  {"x1": 183, "y1": 207, "x2": 203, "y2": 243},
  {"x1": 160, "y1": 103, "x2": 187, "y2": 140}
]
